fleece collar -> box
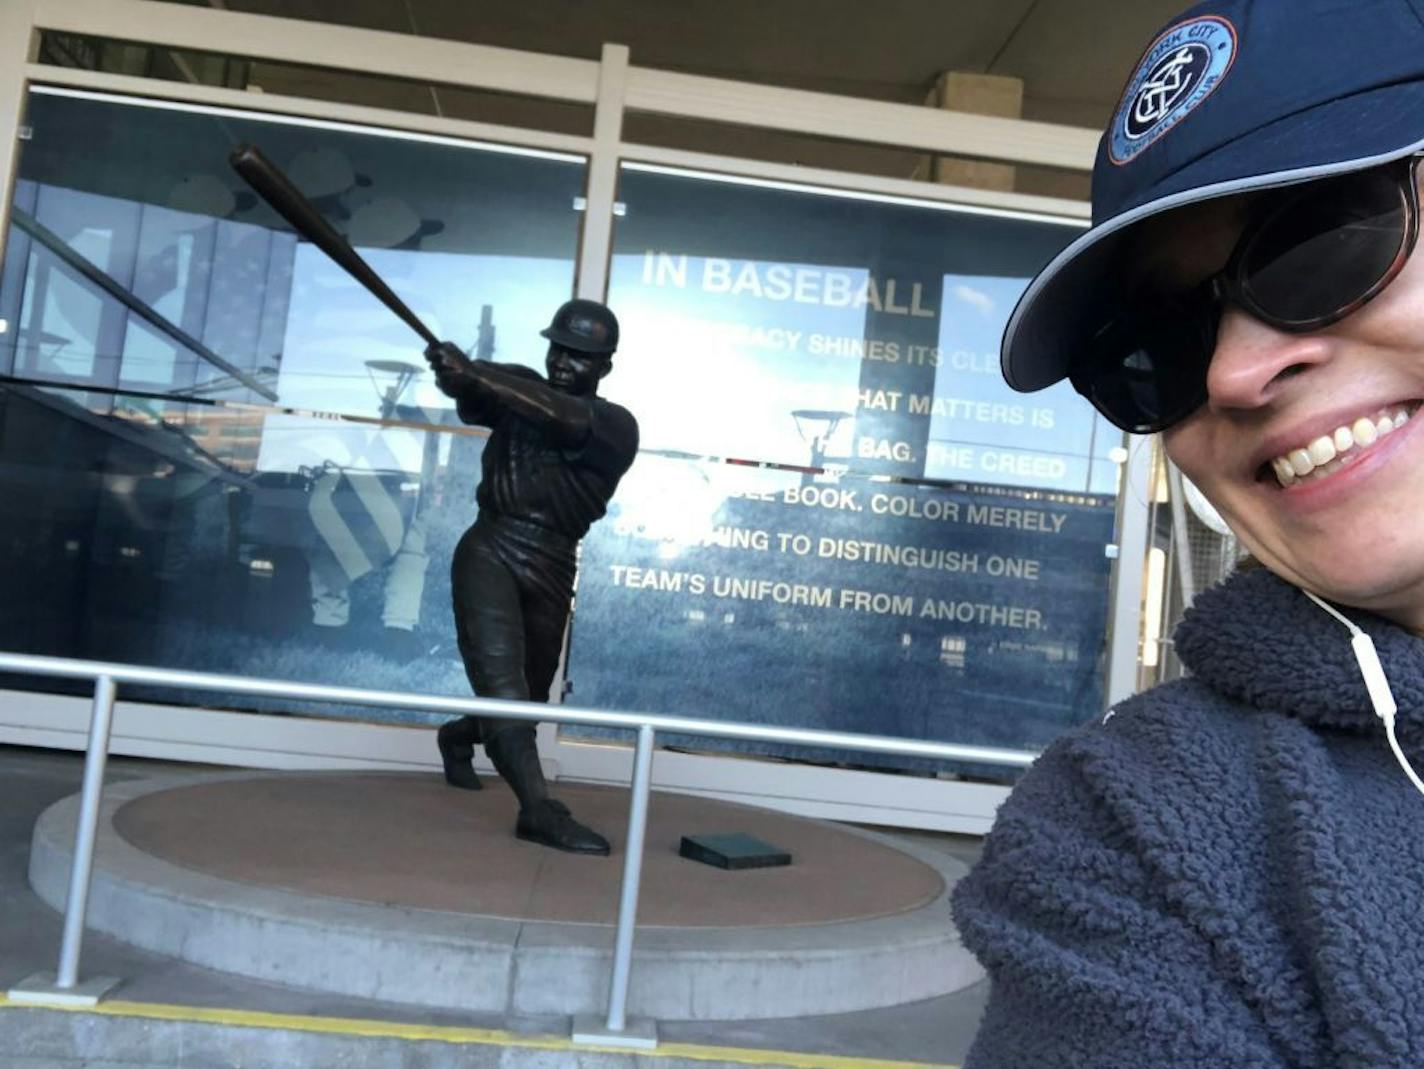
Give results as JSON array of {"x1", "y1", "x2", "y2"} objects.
[{"x1": 1173, "y1": 567, "x2": 1424, "y2": 732}]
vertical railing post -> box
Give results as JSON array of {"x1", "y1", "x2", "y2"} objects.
[
  {"x1": 606, "y1": 722, "x2": 655, "y2": 1029},
  {"x1": 10, "y1": 672, "x2": 122, "y2": 1005},
  {"x1": 56, "y1": 673, "x2": 118, "y2": 987},
  {"x1": 610, "y1": 723, "x2": 655, "y2": 1021},
  {"x1": 571, "y1": 722, "x2": 658, "y2": 1047}
]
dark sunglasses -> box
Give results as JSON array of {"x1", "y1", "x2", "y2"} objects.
[{"x1": 1071, "y1": 154, "x2": 1424, "y2": 433}]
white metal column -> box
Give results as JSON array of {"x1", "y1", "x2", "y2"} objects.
[
  {"x1": 575, "y1": 42, "x2": 629, "y2": 300},
  {"x1": 0, "y1": 0, "x2": 39, "y2": 270},
  {"x1": 1105, "y1": 435, "x2": 1153, "y2": 707}
]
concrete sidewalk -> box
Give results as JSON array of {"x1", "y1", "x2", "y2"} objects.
[{"x1": 0, "y1": 744, "x2": 989, "y2": 1068}]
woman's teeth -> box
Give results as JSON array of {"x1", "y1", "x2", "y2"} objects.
[{"x1": 1271, "y1": 406, "x2": 1414, "y2": 486}]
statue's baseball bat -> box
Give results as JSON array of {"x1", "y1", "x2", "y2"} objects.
[{"x1": 229, "y1": 144, "x2": 439, "y2": 348}]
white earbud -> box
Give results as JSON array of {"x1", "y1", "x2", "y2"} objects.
[{"x1": 1304, "y1": 589, "x2": 1424, "y2": 800}]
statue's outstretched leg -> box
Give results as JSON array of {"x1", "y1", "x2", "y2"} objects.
[
  {"x1": 485, "y1": 724, "x2": 610, "y2": 856},
  {"x1": 436, "y1": 715, "x2": 483, "y2": 790},
  {"x1": 450, "y1": 522, "x2": 605, "y2": 853}
]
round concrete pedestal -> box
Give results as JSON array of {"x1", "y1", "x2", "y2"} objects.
[{"x1": 29, "y1": 772, "x2": 982, "y2": 1020}]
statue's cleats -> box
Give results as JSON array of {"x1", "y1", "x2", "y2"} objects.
[
  {"x1": 437, "y1": 720, "x2": 483, "y2": 791},
  {"x1": 516, "y1": 798, "x2": 610, "y2": 855}
]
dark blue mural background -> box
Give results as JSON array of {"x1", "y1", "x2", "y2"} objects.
[{"x1": 566, "y1": 458, "x2": 1113, "y2": 775}]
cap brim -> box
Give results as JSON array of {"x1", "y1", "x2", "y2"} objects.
[
  {"x1": 540, "y1": 327, "x2": 615, "y2": 354},
  {"x1": 1003, "y1": 81, "x2": 1424, "y2": 394}
]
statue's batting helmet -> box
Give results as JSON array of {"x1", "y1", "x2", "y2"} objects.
[{"x1": 540, "y1": 299, "x2": 619, "y2": 355}]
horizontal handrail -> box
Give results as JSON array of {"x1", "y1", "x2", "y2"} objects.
[
  {"x1": 0, "y1": 647, "x2": 1029, "y2": 1044},
  {"x1": 0, "y1": 650, "x2": 1038, "y2": 768}
]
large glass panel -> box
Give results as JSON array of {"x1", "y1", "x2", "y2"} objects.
[
  {"x1": 0, "y1": 89, "x2": 585, "y2": 717},
  {"x1": 564, "y1": 164, "x2": 1115, "y2": 773}
]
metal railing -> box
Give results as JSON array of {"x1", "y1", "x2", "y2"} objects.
[{"x1": 0, "y1": 650, "x2": 1034, "y2": 1046}]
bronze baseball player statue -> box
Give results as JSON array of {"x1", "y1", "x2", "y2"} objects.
[
  {"x1": 226, "y1": 148, "x2": 637, "y2": 854},
  {"x1": 425, "y1": 299, "x2": 638, "y2": 855}
]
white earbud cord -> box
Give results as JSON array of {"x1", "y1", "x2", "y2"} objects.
[{"x1": 1303, "y1": 589, "x2": 1424, "y2": 800}]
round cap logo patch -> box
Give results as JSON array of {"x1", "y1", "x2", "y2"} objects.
[{"x1": 1110, "y1": 15, "x2": 1236, "y2": 165}]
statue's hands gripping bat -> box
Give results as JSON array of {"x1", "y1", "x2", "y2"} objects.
[
  {"x1": 229, "y1": 143, "x2": 442, "y2": 349},
  {"x1": 423, "y1": 339, "x2": 480, "y2": 400}
]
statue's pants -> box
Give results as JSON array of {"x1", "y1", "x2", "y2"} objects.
[{"x1": 450, "y1": 516, "x2": 576, "y2": 740}]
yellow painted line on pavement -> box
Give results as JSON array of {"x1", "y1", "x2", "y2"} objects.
[{"x1": 0, "y1": 995, "x2": 959, "y2": 1069}]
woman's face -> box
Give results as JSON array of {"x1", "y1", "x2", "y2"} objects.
[{"x1": 1160, "y1": 191, "x2": 1424, "y2": 629}]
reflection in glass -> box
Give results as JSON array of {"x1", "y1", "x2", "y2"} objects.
[
  {"x1": 0, "y1": 89, "x2": 585, "y2": 717},
  {"x1": 603, "y1": 164, "x2": 1115, "y2": 493}
]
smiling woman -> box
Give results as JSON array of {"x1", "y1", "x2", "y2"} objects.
[
  {"x1": 1160, "y1": 166, "x2": 1424, "y2": 619},
  {"x1": 950, "y1": 1, "x2": 1424, "y2": 1067}
]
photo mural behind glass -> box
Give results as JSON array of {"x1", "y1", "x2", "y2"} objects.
[
  {"x1": 0, "y1": 89, "x2": 585, "y2": 714},
  {"x1": 563, "y1": 165, "x2": 1116, "y2": 770}
]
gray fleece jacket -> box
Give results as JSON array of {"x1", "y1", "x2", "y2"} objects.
[{"x1": 951, "y1": 566, "x2": 1424, "y2": 1068}]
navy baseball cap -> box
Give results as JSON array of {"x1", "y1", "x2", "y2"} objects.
[{"x1": 1002, "y1": 0, "x2": 1424, "y2": 394}]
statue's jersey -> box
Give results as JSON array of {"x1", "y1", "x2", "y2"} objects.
[{"x1": 457, "y1": 363, "x2": 638, "y2": 542}]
